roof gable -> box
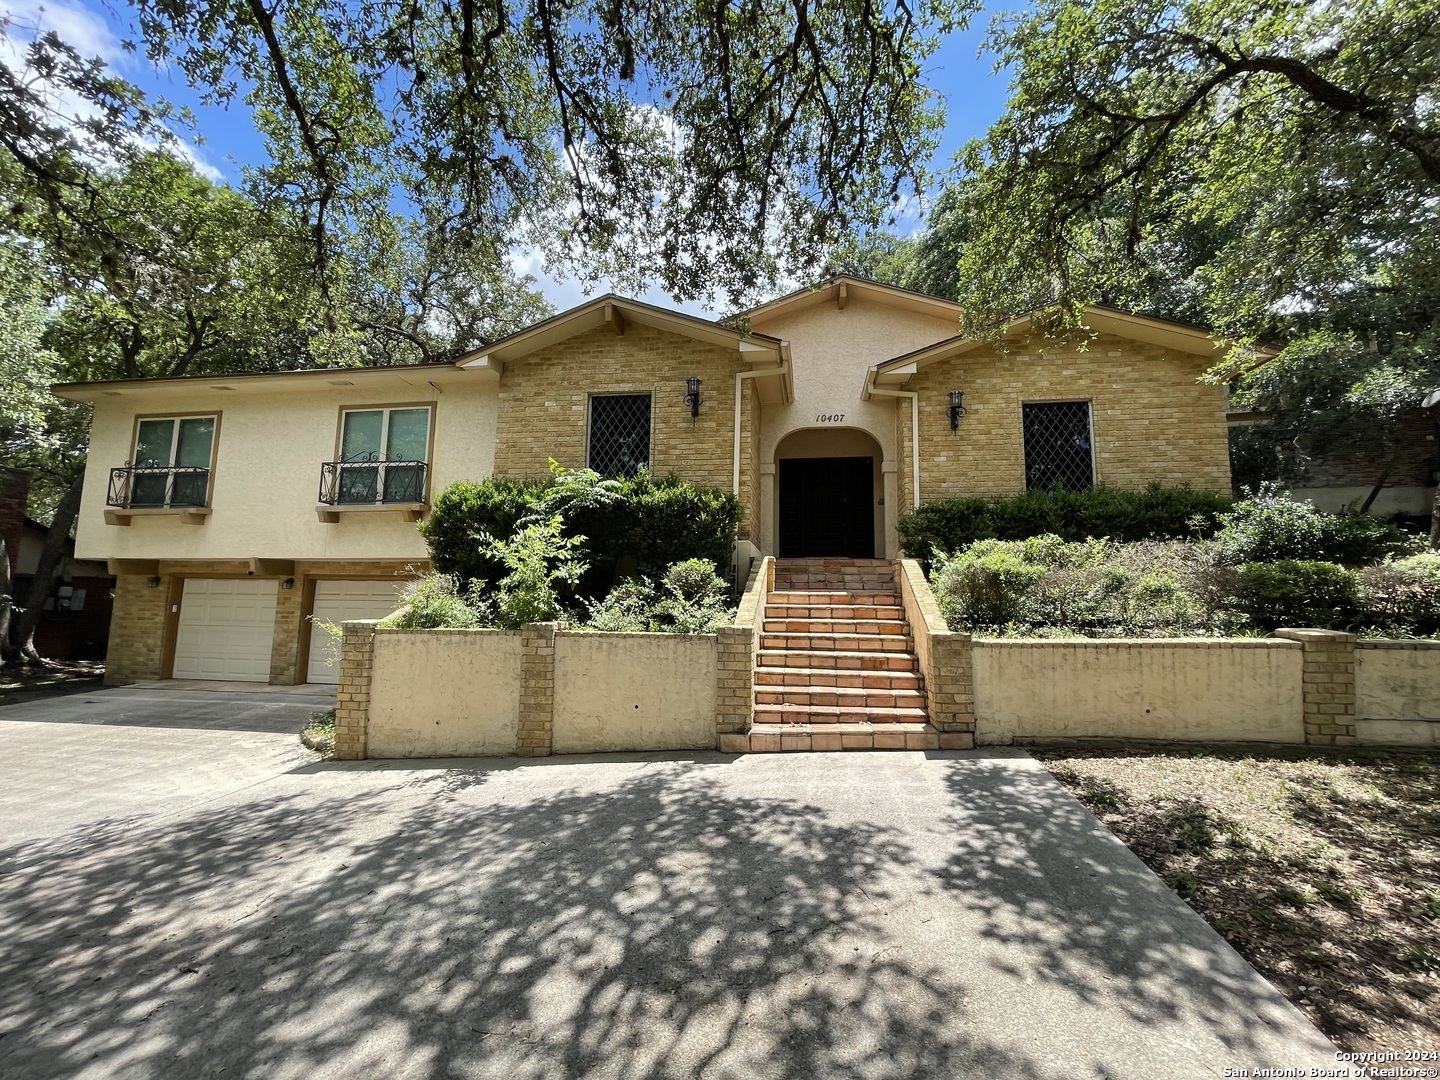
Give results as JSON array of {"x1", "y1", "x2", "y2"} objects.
[{"x1": 738, "y1": 275, "x2": 961, "y2": 326}]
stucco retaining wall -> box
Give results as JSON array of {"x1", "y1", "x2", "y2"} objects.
[
  {"x1": 366, "y1": 628, "x2": 522, "y2": 757},
  {"x1": 553, "y1": 631, "x2": 718, "y2": 754},
  {"x1": 973, "y1": 639, "x2": 1305, "y2": 745},
  {"x1": 1355, "y1": 641, "x2": 1440, "y2": 747}
]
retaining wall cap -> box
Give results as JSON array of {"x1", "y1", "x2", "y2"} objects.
[
  {"x1": 972, "y1": 637, "x2": 1300, "y2": 648},
  {"x1": 1274, "y1": 628, "x2": 1357, "y2": 643}
]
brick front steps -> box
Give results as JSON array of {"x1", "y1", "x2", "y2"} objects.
[{"x1": 743, "y1": 558, "x2": 936, "y2": 749}]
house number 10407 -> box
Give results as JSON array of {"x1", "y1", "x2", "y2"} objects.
[{"x1": 816, "y1": 413, "x2": 845, "y2": 424}]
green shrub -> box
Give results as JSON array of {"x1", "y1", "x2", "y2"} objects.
[
  {"x1": 421, "y1": 467, "x2": 741, "y2": 598},
  {"x1": 1357, "y1": 553, "x2": 1440, "y2": 634},
  {"x1": 1228, "y1": 560, "x2": 1359, "y2": 629},
  {"x1": 897, "y1": 484, "x2": 1229, "y2": 562},
  {"x1": 582, "y1": 558, "x2": 734, "y2": 634},
  {"x1": 379, "y1": 573, "x2": 485, "y2": 629},
  {"x1": 931, "y1": 542, "x2": 1049, "y2": 628},
  {"x1": 1207, "y1": 485, "x2": 1413, "y2": 567},
  {"x1": 478, "y1": 515, "x2": 589, "y2": 629},
  {"x1": 420, "y1": 477, "x2": 547, "y2": 586}
]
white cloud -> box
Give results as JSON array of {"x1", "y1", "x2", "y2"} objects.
[
  {"x1": 508, "y1": 246, "x2": 717, "y2": 318},
  {"x1": 0, "y1": 0, "x2": 226, "y2": 180}
]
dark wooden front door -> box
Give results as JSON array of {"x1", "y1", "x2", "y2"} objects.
[{"x1": 778, "y1": 457, "x2": 875, "y2": 558}]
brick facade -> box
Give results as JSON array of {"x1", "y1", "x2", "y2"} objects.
[
  {"x1": 516, "y1": 621, "x2": 559, "y2": 756},
  {"x1": 492, "y1": 323, "x2": 746, "y2": 492},
  {"x1": 105, "y1": 574, "x2": 169, "y2": 684},
  {"x1": 899, "y1": 332, "x2": 1231, "y2": 506}
]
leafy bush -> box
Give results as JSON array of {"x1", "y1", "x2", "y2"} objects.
[
  {"x1": 420, "y1": 477, "x2": 546, "y2": 586},
  {"x1": 898, "y1": 484, "x2": 1229, "y2": 562},
  {"x1": 422, "y1": 465, "x2": 741, "y2": 598},
  {"x1": 1207, "y1": 484, "x2": 1413, "y2": 567},
  {"x1": 1357, "y1": 554, "x2": 1440, "y2": 634},
  {"x1": 379, "y1": 573, "x2": 485, "y2": 629},
  {"x1": 931, "y1": 541, "x2": 1049, "y2": 628},
  {"x1": 1228, "y1": 561, "x2": 1359, "y2": 630},
  {"x1": 478, "y1": 515, "x2": 589, "y2": 629},
  {"x1": 583, "y1": 558, "x2": 734, "y2": 634}
]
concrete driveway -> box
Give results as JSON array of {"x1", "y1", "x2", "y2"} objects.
[{"x1": 0, "y1": 688, "x2": 1337, "y2": 1079}]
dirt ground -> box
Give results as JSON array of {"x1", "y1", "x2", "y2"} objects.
[
  {"x1": 1036, "y1": 744, "x2": 1440, "y2": 1054},
  {"x1": 0, "y1": 660, "x2": 104, "y2": 706}
]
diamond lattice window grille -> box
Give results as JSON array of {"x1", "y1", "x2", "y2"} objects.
[
  {"x1": 588, "y1": 393, "x2": 652, "y2": 477},
  {"x1": 1023, "y1": 401, "x2": 1095, "y2": 491}
]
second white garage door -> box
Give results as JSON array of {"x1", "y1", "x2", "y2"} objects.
[
  {"x1": 173, "y1": 578, "x2": 279, "y2": 682},
  {"x1": 307, "y1": 579, "x2": 406, "y2": 684}
]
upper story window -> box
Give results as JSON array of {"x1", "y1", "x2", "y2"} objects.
[
  {"x1": 1022, "y1": 401, "x2": 1094, "y2": 491},
  {"x1": 587, "y1": 393, "x2": 651, "y2": 477},
  {"x1": 126, "y1": 415, "x2": 217, "y2": 507},
  {"x1": 331, "y1": 405, "x2": 432, "y2": 504}
]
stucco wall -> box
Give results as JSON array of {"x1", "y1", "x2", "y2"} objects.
[
  {"x1": 750, "y1": 294, "x2": 959, "y2": 555},
  {"x1": 552, "y1": 631, "x2": 718, "y2": 753},
  {"x1": 1355, "y1": 641, "x2": 1440, "y2": 747},
  {"x1": 901, "y1": 332, "x2": 1232, "y2": 505},
  {"x1": 973, "y1": 639, "x2": 1304, "y2": 744},
  {"x1": 366, "y1": 629, "x2": 522, "y2": 757},
  {"x1": 75, "y1": 376, "x2": 498, "y2": 562},
  {"x1": 492, "y1": 323, "x2": 743, "y2": 491}
]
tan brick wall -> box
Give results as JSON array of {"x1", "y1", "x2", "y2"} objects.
[
  {"x1": 269, "y1": 582, "x2": 303, "y2": 685},
  {"x1": 105, "y1": 574, "x2": 169, "y2": 685},
  {"x1": 1277, "y1": 629, "x2": 1359, "y2": 746},
  {"x1": 738, "y1": 379, "x2": 760, "y2": 544},
  {"x1": 896, "y1": 560, "x2": 975, "y2": 748},
  {"x1": 333, "y1": 620, "x2": 377, "y2": 759},
  {"x1": 493, "y1": 324, "x2": 745, "y2": 495},
  {"x1": 903, "y1": 332, "x2": 1231, "y2": 501}
]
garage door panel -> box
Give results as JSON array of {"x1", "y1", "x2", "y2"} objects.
[
  {"x1": 307, "y1": 579, "x2": 406, "y2": 684},
  {"x1": 173, "y1": 579, "x2": 278, "y2": 682}
]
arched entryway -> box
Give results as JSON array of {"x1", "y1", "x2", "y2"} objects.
[{"x1": 774, "y1": 428, "x2": 885, "y2": 558}]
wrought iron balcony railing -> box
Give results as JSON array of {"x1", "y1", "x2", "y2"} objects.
[
  {"x1": 107, "y1": 465, "x2": 211, "y2": 509},
  {"x1": 318, "y1": 457, "x2": 427, "y2": 506}
]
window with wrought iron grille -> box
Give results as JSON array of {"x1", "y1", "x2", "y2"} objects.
[
  {"x1": 1022, "y1": 401, "x2": 1095, "y2": 491},
  {"x1": 588, "y1": 394, "x2": 652, "y2": 477}
]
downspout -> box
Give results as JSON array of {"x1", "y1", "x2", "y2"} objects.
[
  {"x1": 862, "y1": 365, "x2": 920, "y2": 509},
  {"x1": 733, "y1": 350, "x2": 791, "y2": 495}
]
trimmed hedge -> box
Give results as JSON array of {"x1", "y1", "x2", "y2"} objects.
[
  {"x1": 420, "y1": 471, "x2": 742, "y2": 598},
  {"x1": 897, "y1": 484, "x2": 1230, "y2": 562}
]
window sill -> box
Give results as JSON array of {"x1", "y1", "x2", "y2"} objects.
[
  {"x1": 105, "y1": 506, "x2": 211, "y2": 527},
  {"x1": 316, "y1": 502, "x2": 427, "y2": 524}
]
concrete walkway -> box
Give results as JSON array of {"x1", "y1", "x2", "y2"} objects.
[{"x1": 0, "y1": 689, "x2": 1337, "y2": 1079}]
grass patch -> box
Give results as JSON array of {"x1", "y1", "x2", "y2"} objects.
[
  {"x1": 1034, "y1": 744, "x2": 1440, "y2": 1053},
  {"x1": 300, "y1": 709, "x2": 336, "y2": 756}
]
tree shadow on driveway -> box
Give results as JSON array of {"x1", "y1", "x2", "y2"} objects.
[{"x1": 2, "y1": 758, "x2": 1045, "y2": 1080}]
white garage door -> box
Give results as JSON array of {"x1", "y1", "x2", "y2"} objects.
[
  {"x1": 307, "y1": 579, "x2": 406, "y2": 684},
  {"x1": 173, "y1": 578, "x2": 278, "y2": 682}
]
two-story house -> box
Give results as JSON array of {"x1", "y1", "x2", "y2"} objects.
[{"x1": 54, "y1": 276, "x2": 1258, "y2": 687}]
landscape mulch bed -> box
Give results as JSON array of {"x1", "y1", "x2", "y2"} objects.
[{"x1": 1035, "y1": 745, "x2": 1440, "y2": 1054}]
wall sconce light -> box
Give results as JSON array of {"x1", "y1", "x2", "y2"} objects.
[
  {"x1": 948, "y1": 390, "x2": 967, "y2": 433},
  {"x1": 685, "y1": 377, "x2": 702, "y2": 422},
  {"x1": 281, "y1": 577, "x2": 295, "y2": 590},
  {"x1": 147, "y1": 576, "x2": 162, "y2": 588}
]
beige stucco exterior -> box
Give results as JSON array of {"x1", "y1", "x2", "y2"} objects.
[
  {"x1": 972, "y1": 639, "x2": 1305, "y2": 744},
  {"x1": 552, "y1": 631, "x2": 718, "y2": 753},
  {"x1": 366, "y1": 628, "x2": 522, "y2": 757}
]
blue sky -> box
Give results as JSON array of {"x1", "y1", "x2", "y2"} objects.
[{"x1": 2, "y1": 0, "x2": 1014, "y2": 313}]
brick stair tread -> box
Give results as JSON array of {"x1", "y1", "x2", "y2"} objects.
[
  {"x1": 753, "y1": 666, "x2": 921, "y2": 688},
  {"x1": 721, "y1": 723, "x2": 977, "y2": 753},
  {"x1": 754, "y1": 703, "x2": 930, "y2": 723},
  {"x1": 755, "y1": 687, "x2": 926, "y2": 706},
  {"x1": 762, "y1": 632, "x2": 912, "y2": 647},
  {"x1": 755, "y1": 650, "x2": 918, "y2": 671},
  {"x1": 766, "y1": 606, "x2": 906, "y2": 619},
  {"x1": 766, "y1": 591, "x2": 899, "y2": 603},
  {"x1": 762, "y1": 619, "x2": 909, "y2": 633}
]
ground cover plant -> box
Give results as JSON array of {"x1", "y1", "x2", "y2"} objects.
[
  {"x1": 1037, "y1": 746, "x2": 1440, "y2": 1053},
  {"x1": 926, "y1": 488, "x2": 1435, "y2": 637}
]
